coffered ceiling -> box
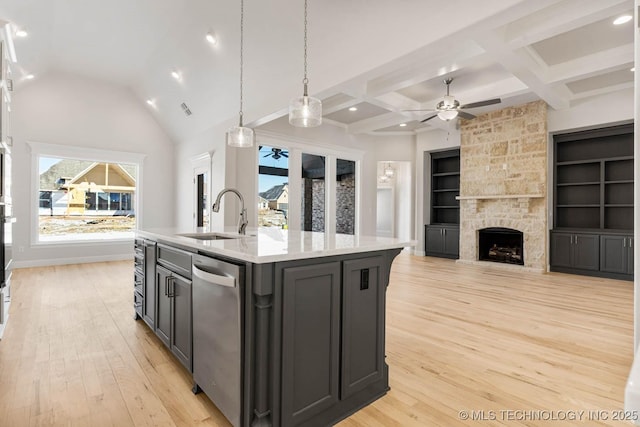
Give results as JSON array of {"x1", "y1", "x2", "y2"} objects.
[{"x1": 0, "y1": 0, "x2": 634, "y2": 141}]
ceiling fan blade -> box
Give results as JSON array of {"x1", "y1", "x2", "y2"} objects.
[
  {"x1": 458, "y1": 111, "x2": 476, "y2": 120},
  {"x1": 459, "y1": 98, "x2": 501, "y2": 109},
  {"x1": 282, "y1": 153, "x2": 289, "y2": 158},
  {"x1": 263, "y1": 153, "x2": 271, "y2": 157},
  {"x1": 420, "y1": 114, "x2": 438, "y2": 123}
]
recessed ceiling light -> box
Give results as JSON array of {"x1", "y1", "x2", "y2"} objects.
[
  {"x1": 15, "y1": 29, "x2": 28, "y2": 37},
  {"x1": 171, "y1": 70, "x2": 181, "y2": 81},
  {"x1": 399, "y1": 123, "x2": 407, "y2": 127},
  {"x1": 613, "y1": 15, "x2": 632, "y2": 25},
  {"x1": 24, "y1": 74, "x2": 34, "y2": 80},
  {"x1": 348, "y1": 106, "x2": 358, "y2": 111},
  {"x1": 146, "y1": 99, "x2": 156, "y2": 106},
  {"x1": 631, "y1": 67, "x2": 635, "y2": 72},
  {"x1": 206, "y1": 32, "x2": 218, "y2": 45}
]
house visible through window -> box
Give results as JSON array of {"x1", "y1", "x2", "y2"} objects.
[
  {"x1": 258, "y1": 146, "x2": 289, "y2": 229},
  {"x1": 38, "y1": 156, "x2": 138, "y2": 242}
]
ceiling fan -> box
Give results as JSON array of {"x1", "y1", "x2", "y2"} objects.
[
  {"x1": 262, "y1": 147, "x2": 289, "y2": 160},
  {"x1": 409, "y1": 78, "x2": 501, "y2": 123}
]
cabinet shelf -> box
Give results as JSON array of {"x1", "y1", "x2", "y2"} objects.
[
  {"x1": 432, "y1": 188, "x2": 459, "y2": 193},
  {"x1": 433, "y1": 205, "x2": 459, "y2": 209},
  {"x1": 556, "y1": 181, "x2": 600, "y2": 187},
  {"x1": 557, "y1": 204, "x2": 600, "y2": 208},
  {"x1": 605, "y1": 204, "x2": 633, "y2": 208},
  {"x1": 432, "y1": 171, "x2": 460, "y2": 177},
  {"x1": 605, "y1": 180, "x2": 633, "y2": 185}
]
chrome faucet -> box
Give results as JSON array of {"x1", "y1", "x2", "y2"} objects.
[{"x1": 212, "y1": 188, "x2": 248, "y2": 235}]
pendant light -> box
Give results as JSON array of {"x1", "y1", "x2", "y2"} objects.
[
  {"x1": 384, "y1": 163, "x2": 395, "y2": 177},
  {"x1": 289, "y1": 0, "x2": 322, "y2": 127},
  {"x1": 227, "y1": 0, "x2": 255, "y2": 147}
]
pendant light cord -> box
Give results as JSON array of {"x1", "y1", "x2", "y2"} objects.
[
  {"x1": 303, "y1": 0, "x2": 309, "y2": 94},
  {"x1": 239, "y1": 0, "x2": 245, "y2": 126}
]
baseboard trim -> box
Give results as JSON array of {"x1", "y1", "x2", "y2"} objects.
[{"x1": 13, "y1": 254, "x2": 133, "y2": 269}]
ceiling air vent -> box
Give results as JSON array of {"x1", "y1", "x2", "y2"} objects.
[{"x1": 180, "y1": 102, "x2": 192, "y2": 116}]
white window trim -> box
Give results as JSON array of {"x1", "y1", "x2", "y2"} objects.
[
  {"x1": 255, "y1": 130, "x2": 363, "y2": 235},
  {"x1": 28, "y1": 141, "x2": 146, "y2": 246}
]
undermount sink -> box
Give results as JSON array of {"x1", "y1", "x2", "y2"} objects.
[{"x1": 177, "y1": 232, "x2": 240, "y2": 240}]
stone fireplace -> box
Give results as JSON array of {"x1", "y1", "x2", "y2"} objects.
[{"x1": 458, "y1": 100, "x2": 548, "y2": 271}]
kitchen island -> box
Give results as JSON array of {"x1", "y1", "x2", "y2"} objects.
[{"x1": 135, "y1": 227, "x2": 413, "y2": 427}]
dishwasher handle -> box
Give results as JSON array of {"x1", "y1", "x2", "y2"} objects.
[{"x1": 193, "y1": 264, "x2": 236, "y2": 288}]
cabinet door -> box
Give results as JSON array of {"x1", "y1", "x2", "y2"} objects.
[
  {"x1": 572, "y1": 234, "x2": 599, "y2": 271},
  {"x1": 143, "y1": 243, "x2": 156, "y2": 329},
  {"x1": 425, "y1": 225, "x2": 444, "y2": 255},
  {"x1": 600, "y1": 235, "x2": 627, "y2": 274},
  {"x1": 170, "y1": 274, "x2": 192, "y2": 372},
  {"x1": 628, "y1": 238, "x2": 634, "y2": 275},
  {"x1": 155, "y1": 265, "x2": 171, "y2": 347},
  {"x1": 550, "y1": 232, "x2": 573, "y2": 268},
  {"x1": 443, "y1": 227, "x2": 460, "y2": 258},
  {"x1": 281, "y1": 262, "x2": 341, "y2": 427},
  {"x1": 341, "y1": 257, "x2": 384, "y2": 399}
]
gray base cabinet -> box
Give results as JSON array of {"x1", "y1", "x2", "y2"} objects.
[
  {"x1": 155, "y1": 244, "x2": 193, "y2": 372},
  {"x1": 550, "y1": 231, "x2": 632, "y2": 280},
  {"x1": 281, "y1": 262, "x2": 341, "y2": 426},
  {"x1": 135, "y1": 237, "x2": 401, "y2": 427},
  {"x1": 425, "y1": 224, "x2": 459, "y2": 259},
  {"x1": 279, "y1": 256, "x2": 387, "y2": 427},
  {"x1": 600, "y1": 235, "x2": 634, "y2": 275}
]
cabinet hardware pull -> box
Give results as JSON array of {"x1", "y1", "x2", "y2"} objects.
[
  {"x1": 165, "y1": 276, "x2": 169, "y2": 296},
  {"x1": 624, "y1": 239, "x2": 626, "y2": 248},
  {"x1": 631, "y1": 238, "x2": 633, "y2": 248},
  {"x1": 575, "y1": 235, "x2": 578, "y2": 245},
  {"x1": 168, "y1": 277, "x2": 175, "y2": 298},
  {"x1": 443, "y1": 229, "x2": 446, "y2": 236}
]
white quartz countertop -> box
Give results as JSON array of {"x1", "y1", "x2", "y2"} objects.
[{"x1": 137, "y1": 227, "x2": 415, "y2": 264}]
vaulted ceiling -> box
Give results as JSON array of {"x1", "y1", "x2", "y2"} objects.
[{"x1": 1, "y1": 0, "x2": 634, "y2": 142}]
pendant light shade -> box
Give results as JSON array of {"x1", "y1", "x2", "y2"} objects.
[
  {"x1": 289, "y1": 0, "x2": 322, "y2": 128},
  {"x1": 384, "y1": 163, "x2": 395, "y2": 177},
  {"x1": 289, "y1": 90, "x2": 322, "y2": 127},
  {"x1": 227, "y1": 0, "x2": 254, "y2": 147},
  {"x1": 226, "y1": 124, "x2": 254, "y2": 148}
]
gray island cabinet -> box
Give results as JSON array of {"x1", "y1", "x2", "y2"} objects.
[{"x1": 135, "y1": 228, "x2": 412, "y2": 427}]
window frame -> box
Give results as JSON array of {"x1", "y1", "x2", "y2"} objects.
[
  {"x1": 28, "y1": 141, "x2": 146, "y2": 246},
  {"x1": 255, "y1": 131, "x2": 363, "y2": 235}
]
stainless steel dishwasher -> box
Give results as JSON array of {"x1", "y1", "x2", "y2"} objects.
[{"x1": 191, "y1": 254, "x2": 244, "y2": 427}]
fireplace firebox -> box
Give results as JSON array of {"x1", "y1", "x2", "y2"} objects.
[{"x1": 478, "y1": 227, "x2": 524, "y2": 265}]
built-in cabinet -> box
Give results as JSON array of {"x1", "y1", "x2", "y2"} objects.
[
  {"x1": 155, "y1": 243, "x2": 192, "y2": 372},
  {"x1": 278, "y1": 254, "x2": 389, "y2": 427},
  {"x1": 425, "y1": 149, "x2": 460, "y2": 259},
  {"x1": 551, "y1": 124, "x2": 633, "y2": 280},
  {"x1": 600, "y1": 235, "x2": 634, "y2": 276}
]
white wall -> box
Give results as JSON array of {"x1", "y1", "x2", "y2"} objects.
[{"x1": 11, "y1": 71, "x2": 175, "y2": 267}]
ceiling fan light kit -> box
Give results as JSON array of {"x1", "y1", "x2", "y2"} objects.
[
  {"x1": 412, "y1": 77, "x2": 502, "y2": 123},
  {"x1": 289, "y1": 0, "x2": 322, "y2": 128}
]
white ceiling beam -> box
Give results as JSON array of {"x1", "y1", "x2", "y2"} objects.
[
  {"x1": 546, "y1": 43, "x2": 634, "y2": 84},
  {"x1": 504, "y1": 0, "x2": 632, "y2": 49},
  {"x1": 365, "y1": 42, "x2": 488, "y2": 96},
  {"x1": 476, "y1": 31, "x2": 571, "y2": 110}
]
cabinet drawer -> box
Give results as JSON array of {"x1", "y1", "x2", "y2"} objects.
[
  {"x1": 134, "y1": 291, "x2": 143, "y2": 317},
  {"x1": 157, "y1": 244, "x2": 192, "y2": 278},
  {"x1": 134, "y1": 273, "x2": 144, "y2": 295}
]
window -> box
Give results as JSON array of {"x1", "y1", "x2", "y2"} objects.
[
  {"x1": 258, "y1": 146, "x2": 289, "y2": 228},
  {"x1": 301, "y1": 153, "x2": 325, "y2": 232},
  {"x1": 30, "y1": 142, "x2": 143, "y2": 243},
  {"x1": 255, "y1": 137, "x2": 362, "y2": 234}
]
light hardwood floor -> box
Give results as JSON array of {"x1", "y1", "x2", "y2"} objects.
[{"x1": 0, "y1": 255, "x2": 633, "y2": 426}]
